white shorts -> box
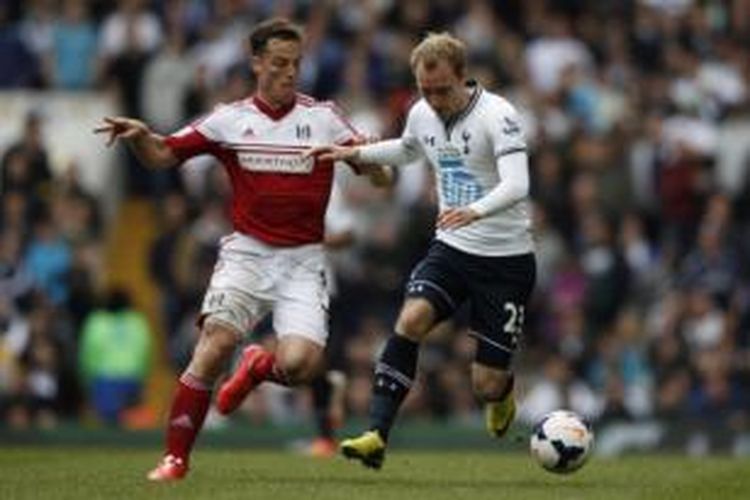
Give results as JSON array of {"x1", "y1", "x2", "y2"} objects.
[{"x1": 200, "y1": 232, "x2": 329, "y2": 346}]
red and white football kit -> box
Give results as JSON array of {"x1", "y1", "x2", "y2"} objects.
[{"x1": 164, "y1": 94, "x2": 361, "y2": 344}]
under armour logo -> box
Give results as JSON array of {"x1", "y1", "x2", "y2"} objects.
[
  {"x1": 423, "y1": 135, "x2": 435, "y2": 147},
  {"x1": 170, "y1": 414, "x2": 194, "y2": 429},
  {"x1": 207, "y1": 293, "x2": 225, "y2": 308}
]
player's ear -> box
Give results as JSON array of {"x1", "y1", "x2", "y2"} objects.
[{"x1": 250, "y1": 53, "x2": 263, "y2": 75}]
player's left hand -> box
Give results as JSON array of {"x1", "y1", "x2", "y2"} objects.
[{"x1": 437, "y1": 207, "x2": 481, "y2": 230}]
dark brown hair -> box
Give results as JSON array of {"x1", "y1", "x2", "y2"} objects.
[{"x1": 249, "y1": 18, "x2": 303, "y2": 55}]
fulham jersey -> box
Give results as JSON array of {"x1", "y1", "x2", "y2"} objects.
[{"x1": 164, "y1": 94, "x2": 360, "y2": 246}]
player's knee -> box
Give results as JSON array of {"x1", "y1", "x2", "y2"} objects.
[
  {"x1": 277, "y1": 355, "x2": 320, "y2": 385},
  {"x1": 204, "y1": 323, "x2": 239, "y2": 354},
  {"x1": 277, "y1": 347, "x2": 323, "y2": 385},
  {"x1": 187, "y1": 324, "x2": 239, "y2": 382},
  {"x1": 472, "y1": 368, "x2": 513, "y2": 402},
  {"x1": 193, "y1": 322, "x2": 240, "y2": 372},
  {"x1": 395, "y1": 300, "x2": 436, "y2": 340}
]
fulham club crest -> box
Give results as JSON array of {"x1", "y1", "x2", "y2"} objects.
[{"x1": 296, "y1": 124, "x2": 311, "y2": 140}]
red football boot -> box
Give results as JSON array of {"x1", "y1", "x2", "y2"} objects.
[
  {"x1": 147, "y1": 454, "x2": 188, "y2": 482},
  {"x1": 216, "y1": 345, "x2": 273, "y2": 415},
  {"x1": 307, "y1": 437, "x2": 338, "y2": 458}
]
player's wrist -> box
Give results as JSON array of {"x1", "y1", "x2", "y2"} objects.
[
  {"x1": 468, "y1": 203, "x2": 486, "y2": 219},
  {"x1": 126, "y1": 125, "x2": 150, "y2": 143},
  {"x1": 351, "y1": 147, "x2": 362, "y2": 162}
]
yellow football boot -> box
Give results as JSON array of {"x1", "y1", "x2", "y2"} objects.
[
  {"x1": 485, "y1": 393, "x2": 516, "y2": 438},
  {"x1": 340, "y1": 430, "x2": 386, "y2": 470}
]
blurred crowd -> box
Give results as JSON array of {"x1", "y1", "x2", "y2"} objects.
[{"x1": 1, "y1": 0, "x2": 750, "y2": 454}]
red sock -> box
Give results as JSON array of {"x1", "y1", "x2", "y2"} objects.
[{"x1": 164, "y1": 372, "x2": 211, "y2": 463}]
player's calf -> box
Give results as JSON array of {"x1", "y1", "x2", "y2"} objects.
[{"x1": 216, "y1": 344, "x2": 274, "y2": 414}]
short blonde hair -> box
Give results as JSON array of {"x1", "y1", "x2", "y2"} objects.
[{"x1": 410, "y1": 32, "x2": 467, "y2": 77}]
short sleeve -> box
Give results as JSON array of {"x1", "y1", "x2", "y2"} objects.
[
  {"x1": 325, "y1": 102, "x2": 363, "y2": 145},
  {"x1": 163, "y1": 107, "x2": 225, "y2": 161},
  {"x1": 164, "y1": 126, "x2": 214, "y2": 162}
]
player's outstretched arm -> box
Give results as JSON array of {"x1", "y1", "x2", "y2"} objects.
[
  {"x1": 308, "y1": 138, "x2": 419, "y2": 167},
  {"x1": 305, "y1": 145, "x2": 395, "y2": 187},
  {"x1": 94, "y1": 117, "x2": 179, "y2": 169},
  {"x1": 305, "y1": 144, "x2": 361, "y2": 163}
]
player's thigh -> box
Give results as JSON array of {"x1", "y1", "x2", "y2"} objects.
[
  {"x1": 401, "y1": 240, "x2": 470, "y2": 337},
  {"x1": 469, "y1": 252, "x2": 536, "y2": 370},
  {"x1": 199, "y1": 233, "x2": 274, "y2": 336},
  {"x1": 273, "y1": 247, "x2": 329, "y2": 350}
]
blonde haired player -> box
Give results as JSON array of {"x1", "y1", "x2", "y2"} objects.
[{"x1": 309, "y1": 32, "x2": 536, "y2": 469}]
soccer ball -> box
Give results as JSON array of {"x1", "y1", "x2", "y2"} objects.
[{"x1": 530, "y1": 410, "x2": 593, "y2": 474}]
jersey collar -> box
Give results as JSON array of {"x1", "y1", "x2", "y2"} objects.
[
  {"x1": 443, "y1": 80, "x2": 483, "y2": 131},
  {"x1": 252, "y1": 93, "x2": 296, "y2": 121}
]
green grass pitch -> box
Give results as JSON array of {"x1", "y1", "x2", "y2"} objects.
[{"x1": 1, "y1": 448, "x2": 748, "y2": 500}]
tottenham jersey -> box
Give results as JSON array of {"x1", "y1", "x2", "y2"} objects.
[
  {"x1": 164, "y1": 94, "x2": 360, "y2": 246},
  {"x1": 402, "y1": 85, "x2": 533, "y2": 256}
]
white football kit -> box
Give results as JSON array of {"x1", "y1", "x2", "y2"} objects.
[
  {"x1": 165, "y1": 93, "x2": 361, "y2": 345},
  {"x1": 358, "y1": 83, "x2": 534, "y2": 257}
]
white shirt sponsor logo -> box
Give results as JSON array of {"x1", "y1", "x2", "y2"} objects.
[{"x1": 237, "y1": 151, "x2": 314, "y2": 174}]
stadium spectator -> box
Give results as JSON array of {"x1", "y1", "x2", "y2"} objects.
[
  {"x1": 148, "y1": 191, "x2": 197, "y2": 363},
  {"x1": 0, "y1": 2, "x2": 42, "y2": 87},
  {"x1": 2, "y1": 300, "x2": 66, "y2": 429},
  {"x1": 79, "y1": 288, "x2": 152, "y2": 425},
  {"x1": 0, "y1": 111, "x2": 52, "y2": 198},
  {"x1": 98, "y1": 0, "x2": 162, "y2": 61},
  {"x1": 23, "y1": 211, "x2": 72, "y2": 307},
  {"x1": 52, "y1": 0, "x2": 98, "y2": 89},
  {"x1": 140, "y1": 28, "x2": 193, "y2": 134}
]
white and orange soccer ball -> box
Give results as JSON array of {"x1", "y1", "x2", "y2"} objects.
[{"x1": 530, "y1": 410, "x2": 594, "y2": 474}]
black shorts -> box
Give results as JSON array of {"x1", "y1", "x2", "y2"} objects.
[{"x1": 406, "y1": 240, "x2": 536, "y2": 369}]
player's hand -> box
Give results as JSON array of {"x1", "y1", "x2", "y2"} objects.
[
  {"x1": 305, "y1": 145, "x2": 360, "y2": 163},
  {"x1": 93, "y1": 117, "x2": 149, "y2": 147},
  {"x1": 437, "y1": 207, "x2": 481, "y2": 230}
]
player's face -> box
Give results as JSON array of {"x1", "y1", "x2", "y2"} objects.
[
  {"x1": 252, "y1": 38, "x2": 301, "y2": 107},
  {"x1": 416, "y1": 60, "x2": 467, "y2": 119}
]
